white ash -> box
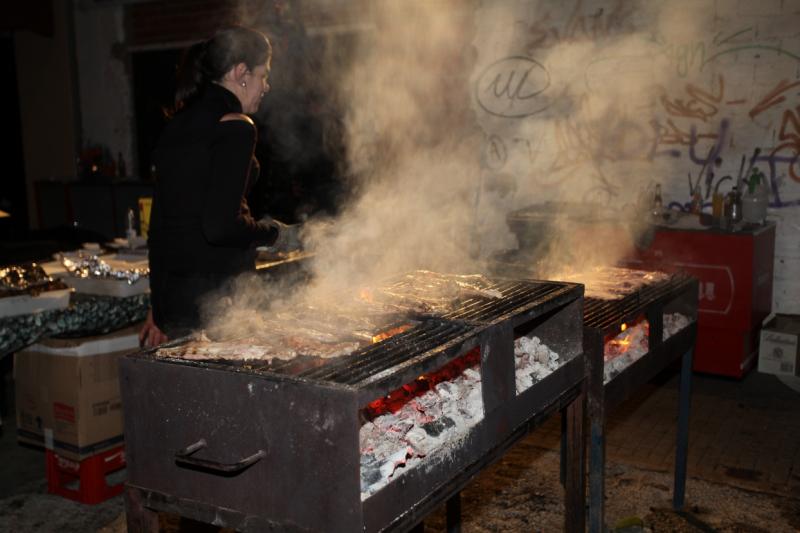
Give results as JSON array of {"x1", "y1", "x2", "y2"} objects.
[
  {"x1": 513, "y1": 335, "x2": 560, "y2": 394},
  {"x1": 360, "y1": 364, "x2": 483, "y2": 499},
  {"x1": 663, "y1": 313, "x2": 692, "y2": 340}
]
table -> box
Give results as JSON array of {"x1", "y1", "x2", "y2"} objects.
[{"x1": 0, "y1": 293, "x2": 150, "y2": 360}]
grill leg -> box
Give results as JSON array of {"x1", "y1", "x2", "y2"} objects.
[
  {"x1": 673, "y1": 347, "x2": 693, "y2": 510},
  {"x1": 587, "y1": 334, "x2": 606, "y2": 533},
  {"x1": 564, "y1": 386, "x2": 586, "y2": 533},
  {"x1": 446, "y1": 492, "x2": 461, "y2": 533},
  {"x1": 588, "y1": 409, "x2": 605, "y2": 533},
  {"x1": 124, "y1": 486, "x2": 159, "y2": 533}
]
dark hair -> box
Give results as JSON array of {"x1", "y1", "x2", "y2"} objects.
[{"x1": 173, "y1": 26, "x2": 272, "y2": 112}]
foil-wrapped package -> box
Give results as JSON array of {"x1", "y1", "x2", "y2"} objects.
[
  {"x1": 0, "y1": 263, "x2": 66, "y2": 296},
  {"x1": 60, "y1": 253, "x2": 149, "y2": 285}
]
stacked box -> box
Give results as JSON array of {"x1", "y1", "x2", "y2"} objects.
[
  {"x1": 758, "y1": 314, "x2": 800, "y2": 377},
  {"x1": 15, "y1": 325, "x2": 140, "y2": 460}
]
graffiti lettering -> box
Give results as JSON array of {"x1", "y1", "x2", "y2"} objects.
[
  {"x1": 476, "y1": 57, "x2": 551, "y2": 118},
  {"x1": 660, "y1": 75, "x2": 724, "y2": 122},
  {"x1": 749, "y1": 79, "x2": 800, "y2": 119},
  {"x1": 523, "y1": 0, "x2": 634, "y2": 51},
  {"x1": 771, "y1": 106, "x2": 800, "y2": 183},
  {"x1": 484, "y1": 134, "x2": 507, "y2": 170},
  {"x1": 663, "y1": 41, "x2": 705, "y2": 78}
]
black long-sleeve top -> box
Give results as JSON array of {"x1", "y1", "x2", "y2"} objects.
[{"x1": 148, "y1": 83, "x2": 278, "y2": 331}]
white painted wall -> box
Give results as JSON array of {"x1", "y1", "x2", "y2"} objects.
[{"x1": 471, "y1": 0, "x2": 800, "y2": 314}]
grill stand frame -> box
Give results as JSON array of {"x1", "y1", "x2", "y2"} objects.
[
  {"x1": 124, "y1": 382, "x2": 587, "y2": 533},
  {"x1": 121, "y1": 281, "x2": 589, "y2": 533},
  {"x1": 586, "y1": 278, "x2": 698, "y2": 533}
]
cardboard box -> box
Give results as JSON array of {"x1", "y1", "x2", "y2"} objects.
[
  {"x1": 14, "y1": 325, "x2": 141, "y2": 460},
  {"x1": 758, "y1": 314, "x2": 800, "y2": 377}
]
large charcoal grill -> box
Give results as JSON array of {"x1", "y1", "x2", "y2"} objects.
[
  {"x1": 492, "y1": 251, "x2": 699, "y2": 532},
  {"x1": 583, "y1": 271, "x2": 698, "y2": 533},
  {"x1": 120, "y1": 279, "x2": 586, "y2": 532}
]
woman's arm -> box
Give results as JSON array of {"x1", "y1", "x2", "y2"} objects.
[{"x1": 201, "y1": 115, "x2": 278, "y2": 247}]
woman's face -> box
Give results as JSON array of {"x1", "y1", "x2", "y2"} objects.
[{"x1": 241, "y1": 63, "x2": 271, "y2": 114}]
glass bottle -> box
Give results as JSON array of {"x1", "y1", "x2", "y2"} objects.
[
  {"x1": 690, "y1": 185, "x2": 703, "y2": 214},
  {"x1": 652, "y1": 183, "x2": 663, "y2": 216},
  {"x1": 731, "y1": 186, "x2": 743, "y2": 223},
  {"x1": 126, "y1": 207, "x2": 137, "y2": 242}
]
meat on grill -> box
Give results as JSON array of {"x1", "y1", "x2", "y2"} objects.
[
  {"x1": 155, "y1": 270, "x2": 505, "y2": 362},
  {"x1": 556, "y1": 267, "x2": 670, "y2": 300},
  {"x1": 157, "y1": 331, "x2": 363, "y2": 361},
  {"x1": 363, "y1": 270, "x2": 502, "y2": 315}
]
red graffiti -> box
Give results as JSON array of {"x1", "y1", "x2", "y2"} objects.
[
  {"x1": 772, "y1": 105, "x2": 800, "y2": 182},
  {"x1": 749, "y1": 79, "x2": 800, "y2": 119},
  {"x1": 659, "y1": 75, "x2": 724, "y2": 122},
  {"x1": 655, "y1": 119, "x2": 719, "y2": 146}
]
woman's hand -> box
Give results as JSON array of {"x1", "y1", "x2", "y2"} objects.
[{"x1": 139, "y1": 308, "x2": 169, "y2": 348}]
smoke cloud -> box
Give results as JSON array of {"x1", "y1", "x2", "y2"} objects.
[{"x1": 205, "y1": 0, "x2": 713, "y2": 338}]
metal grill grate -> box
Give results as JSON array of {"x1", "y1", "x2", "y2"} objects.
[
  {"x1": 443, "y1": 280, "x2": 571, "y2": 324},
  {"x1": 296, "y1": 319, "x2": 473, "y2": 385},
  {"x1": 583, "y1": 272, "x2": 694, "y2": 331},
  {"x1": 150, "y1": 278, "x2": 580, "y2": 390}
]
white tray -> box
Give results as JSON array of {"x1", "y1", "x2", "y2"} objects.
[
  {"x1": 0, "y1": 288, "x2": 72, "y2": 319},
  {"x1": 61, "y1": 277, "x2": 150, "y2": 297}
]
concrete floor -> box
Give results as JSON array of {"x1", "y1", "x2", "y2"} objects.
[{"x1": 0, "y1": 364, "x2": 799, "y2": 532}]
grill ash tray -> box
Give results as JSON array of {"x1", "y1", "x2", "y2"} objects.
[{"x1": 120, "y1": 280, "x2": 584, "y2": 533}]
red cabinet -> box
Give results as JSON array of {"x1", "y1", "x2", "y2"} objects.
[{"x1": 625, "y1": 220, "x2": 775, "y2": 378}]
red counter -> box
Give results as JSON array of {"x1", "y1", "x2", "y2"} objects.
[{"x1": 624, "y1": 219, "x2": 775, "y2": 378}]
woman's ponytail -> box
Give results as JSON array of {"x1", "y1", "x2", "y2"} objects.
[{"x1": 167, "y1": 27, "x2": 271, "y2": 116}]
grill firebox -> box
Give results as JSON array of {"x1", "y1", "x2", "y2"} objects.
[{"x1": 120, "y1": 279, "x2": 586, "y2": 532}]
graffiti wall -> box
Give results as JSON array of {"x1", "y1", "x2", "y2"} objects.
[{"x1": 472, "y1": 0, "x2": 800, "y2": 313}]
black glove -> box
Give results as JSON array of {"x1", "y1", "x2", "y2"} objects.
[{"x1": 260, "y1": 216, "x2": 302, "y2": 253}]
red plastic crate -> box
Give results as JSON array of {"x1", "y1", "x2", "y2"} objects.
[{"x1": 46, "y1": 445, "x2": 126, "y2": 504}]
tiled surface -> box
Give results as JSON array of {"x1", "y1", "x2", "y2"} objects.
[{"x1": 527, "y1": 367, "x2": 800, "y2": 498}]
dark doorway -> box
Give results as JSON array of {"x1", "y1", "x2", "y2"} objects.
[
  {"x1": 131, "y1": 47, "x2": 181, "y2": 180},
  {"x1": 0, "y1": 35, "x2": 29, "y2": 239}
]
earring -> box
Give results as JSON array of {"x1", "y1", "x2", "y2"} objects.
[{"x1": 241, "y1": 81, "x2": 247, "y2": 88}]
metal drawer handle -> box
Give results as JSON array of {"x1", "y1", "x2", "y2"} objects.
[{"x1": 175, "y1": 438, "x2": 266, "y2": 475}]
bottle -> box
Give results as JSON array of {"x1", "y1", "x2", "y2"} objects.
[
  {"x1": 712, "y1": 192, "x2": 724, "y2": 227},
  {"x1": 690, "y1": 185, "x2": 703, "y2": 214},
  {"x1": 652, "y1": 183, "x2": 663, "y2": 217},
  {"x1": 126, "y1": 207, "x2": 137, "y2": 243},
  {"x1": 117, "y1": 152, "x2": 127, "y2": 178},
  {"x1": 732, "y1": 186, "x2": 743, "y2": 223}
]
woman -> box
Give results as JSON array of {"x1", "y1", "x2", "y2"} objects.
[{"x1": 140, "y1": 26, "x2": 299, "y2": 346}]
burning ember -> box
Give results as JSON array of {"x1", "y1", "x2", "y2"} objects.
[
  {"x1": 604, "y1": 320, "x2": 649, "y2": 361},
  {"x1": 371, "y1": 324, "x2": 414, "y2": 344},
  {"x1": 603, "y1": 313, "x2": 694, "y2": 383},
  {"x1": 359, "y1": 348, "x2": 483, "y2": 498}
]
